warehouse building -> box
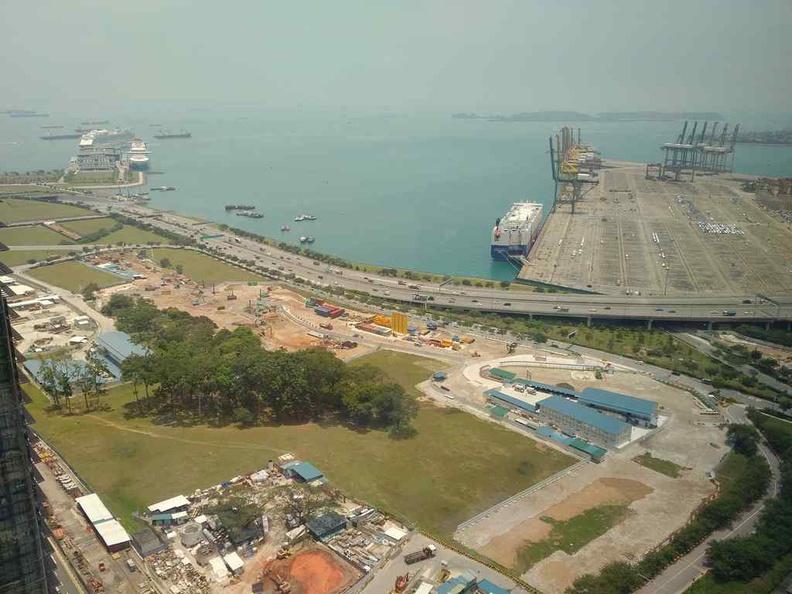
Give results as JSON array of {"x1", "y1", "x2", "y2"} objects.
[
  {"x1": 579, "y1": 387, "x2": 658, "y2": 427},
  {"x1": 282, "y1": 461, "x2": 326, "y2": 484},
  {"x1": 537, "y1": 395, "x2": 631, "y2": 448},
  {"x1": 484, "y1": 388, "x2": 537, "y2": 415},
  {"x1": 94, "y1": 331, "x2": 149, "y2": 380},
  {"x1": 306, "y1": 511, "x2": 347, "y2": 540},
  {"x1": 76, "y1": 493, "x2": 131, "y2": 552}
]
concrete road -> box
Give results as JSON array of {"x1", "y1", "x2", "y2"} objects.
[
  {"x1": 358, "y1": 533, "x2": 529, "y2": 594},
  {"x1": 636, "y1": 407, "x2": 780, "y2": 594},
  {"x1": 20, "y1": 197, "x2": 792, "y2": 324}
]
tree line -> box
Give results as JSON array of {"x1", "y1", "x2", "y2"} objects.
[{"x1": 102, "y1": 294, "x2": 418, "y2": 435}]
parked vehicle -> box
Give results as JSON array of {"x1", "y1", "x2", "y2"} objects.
[{"x1": 404, "y1": 545, "x2": 437, "y2": 564}]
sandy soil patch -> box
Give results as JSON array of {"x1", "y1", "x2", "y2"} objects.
[
  {"x1": 479, "y1": 477, "x2": 651, "y2": 567},
  {"x1": 259, "y1": 545, "x2": 360, "y2": 594}
]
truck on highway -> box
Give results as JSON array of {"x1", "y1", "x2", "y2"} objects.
[
  {"x1": 413, "y1": 294, "x2": 434, "y2": 302},
  {"x1": 722, "y1": 310, "x2": 737, "y2": 316},
  {"x1": 404, "y1": 545, "x2": 437, "y2": 564}
]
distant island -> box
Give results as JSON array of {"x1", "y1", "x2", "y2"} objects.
[
  {"x1": 452, "y1": 111, "x2": 724, "y2": 123},
  {"x1": 736, "y1": 129, "x2": 792, "y2": 145}
]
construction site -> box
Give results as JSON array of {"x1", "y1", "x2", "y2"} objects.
[
  {"x1": 426, "y1": 345, "x2": 731, "y2": 594},
  {"x1": 518, "y1": 123, "x2": 792, "y2": 296}
]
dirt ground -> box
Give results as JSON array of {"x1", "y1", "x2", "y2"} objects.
[
  {"x1": 258, "y1": 544, "x2": 361, "y2": 594},
  {"x1": 479, "y1": 478, "x2": 652, "y2": 568},
  {"x1": 715, "y1": 331, "x2": 792, "y2": 365},
  {"x1": 453, "y1": 365, "x2": 728, "y2": 594},
  {"x1": 95, "y1": 253, "x2": 371, "y2": 360}
]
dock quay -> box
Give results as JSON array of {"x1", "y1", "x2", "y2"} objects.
[{"x1": 519, "y1": 137, "x2": 792, "y2": 296}]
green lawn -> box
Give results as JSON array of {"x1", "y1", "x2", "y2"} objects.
[
  {"x1": 153, "y1": 248, "x2": 262, "y2": 283},
  {"x1": 63, "y1": 172, "x2": 118, "y2": 186},
  {"x1": 97, "y1": 226, "x2": 173, "y2": 245},
  {"x1": 0, "y1": 250, "x2": 68, "y2": 267},
  {"x1": 27, "y1": 261, "x2": 122, "y2": 293},
  {"x1": 351, "y1": 349, "x2": 447, "y2": 398},
  {"x1": 515, "y1": 504, "x2": 632, "y2": 571},
  {"x1": 0, "y1": 226, "x2": 72, "y2": 246},
  {"x1": 0, "y1": 198, "x2": 89, "y2": 223},
  {"x1": 25, "y1": 351, "x2": 574, "y2": 535},
  {"x1": 633, "y1": 453, "x2": 688, "y2": 478},
  {"x1": 61, "y1": 217, "x2": 116, "y2": 235}
]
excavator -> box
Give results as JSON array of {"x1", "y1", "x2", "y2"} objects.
[{"x1": 264, "y1": 569, "x2": 292, "y2": 594}]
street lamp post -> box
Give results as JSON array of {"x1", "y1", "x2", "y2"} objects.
[{"x1": 663, "y1": 266, "x2": 670, "y2": 296}]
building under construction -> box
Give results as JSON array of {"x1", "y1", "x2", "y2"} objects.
[
  {"x1": 548, "y1": 126, "x2": 602, "y2": 213},
  {"x1": 0, "y1": 293, "x2": 50, "y2": 593},
  {"x1": 655, "y1": 120, "x2": 739, "y2": 180}
]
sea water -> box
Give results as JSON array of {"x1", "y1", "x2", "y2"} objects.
[{"x1": 1, "y1": 108, "x2": 790, "y2": 280}]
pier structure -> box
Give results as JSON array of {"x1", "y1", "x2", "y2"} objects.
[
  {"x1": 548, "y1": 126, "x2": 601, "y2": 213},
  {"x1": 659, "y1": 121, "x2": 739, "y2": 181}
]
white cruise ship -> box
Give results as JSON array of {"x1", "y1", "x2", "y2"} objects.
[
  {"x1": 127, "y1": 139, "x2": 150, "y2": 170},
  {"x1": 490, "y1": 202, "x2": 543, "y2": 260},
  {"x1": 78, "y1": 128, "x2": 134, "y2": 148}
]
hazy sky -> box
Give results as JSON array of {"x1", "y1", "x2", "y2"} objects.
[{"x1": 3, "y1": 0, "x2": 790, "y2": 113}]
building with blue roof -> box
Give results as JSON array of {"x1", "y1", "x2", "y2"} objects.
[
  {"x1": 436, "y1": 570, "x2": 477, "y2": 594},
  {"x1": 94, "y1": 331, "x2": 148, "y2": 380},
  {"x1": 484, "y1": 388, "x2": 537, "y2": 414},
  {"x1": 537, "y1": 395, "x2": 631, "y2": 448},
  {"x1": 519, "y1": 379, "x2": 579, "y2": 398},
  {"x1": 476, "y1": 579, "x2": 511, "y2": 594},
  {"x1": 579, "y1": 387, "x2": 657, "y2": 427},
  {"x1": 286, "y1": 461, "x2": 325, "y2": 484}
]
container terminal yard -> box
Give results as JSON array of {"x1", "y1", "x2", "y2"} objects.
[{"x1": 518, "y1": 124, "x2": 792, "y2": 297}]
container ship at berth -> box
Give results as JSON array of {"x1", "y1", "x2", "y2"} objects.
[{"x1": 490, "y1": 202, "x2": 543, "y2": 261}]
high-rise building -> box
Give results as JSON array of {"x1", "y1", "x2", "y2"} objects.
[{"x1": 0, "y1": 294, "x2": 49, "y2": 593}]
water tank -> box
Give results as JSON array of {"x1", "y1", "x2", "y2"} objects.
[{"x1": 181, "y1": 522, "x2": 203, "y2": 547}]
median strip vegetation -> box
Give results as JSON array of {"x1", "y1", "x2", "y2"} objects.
[
  {"x1": 632, "y1": 453, "x2": 689, "y2": 478},
  {"x1": 515, "y1": 504, "x2": 632, "y2": 572}
]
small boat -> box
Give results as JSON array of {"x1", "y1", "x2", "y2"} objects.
[
  {"x1": 280, "y1": 225, "x2": 290, "y2": 232},
  {"x1": 300, "y1": 236, "x2": 308, "y2": 243},
  {"x1": 150, "y1": 186, "x2": 176, "y2": 191},
  {"x1": 306, "y1": 236, "x2": 315, "y2": 243}
]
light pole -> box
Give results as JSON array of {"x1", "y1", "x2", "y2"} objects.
[{"x1": 663, "y1": 266, "x2": 670, "y2": 296}]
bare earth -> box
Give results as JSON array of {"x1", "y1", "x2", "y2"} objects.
[{"x1": 454, "y1": 367, "x2": 727, "y2": 594}]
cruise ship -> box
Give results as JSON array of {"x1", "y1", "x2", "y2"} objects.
[
  {"x1": 490, "y1": 202, "x2": 543, "y2": 261},
  {"x1": 127, "y1": 139, "x2": 150, "y2": 170},
  {"x1": 78, "y1": 128, "x2": 134, "y2": 148}
]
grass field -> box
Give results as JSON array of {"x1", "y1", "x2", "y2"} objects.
[
  {"x1": 25, "y1": 351, "x2": 573, "y2": 535},
  {"x1": 0, "y1": 198, "x2": 89, "y2": 224},
  {"x1": 0, "y1": 250, "x2": 67, "y2": 267},
  {"x1": 152, "y1": 248, "x2": 262, "y2": 283},
  {"x1": 515, "y1": 503, "x2": 632, "y2": 571},
  {"x1": 97, "y1": 226, "x2": 172, "y2": 245},
  {"x1": 0, "y1": 226, "x2": 73, "y2": 246},
  {"x1": 351, "y1": 349, "x2": 445, "y2": 398},
  {"x1": 27, "y1": 261, "x2": 122, "y2": 293},
  {"x1": 633, "y1": 453, "x2": 688, "y2": 478},
  {"x1": 61, "y1": 217, "x2": 116, "y2": 235},
  {"x1": 63, "y1": 172, "x2": 118, "y2": 186}
]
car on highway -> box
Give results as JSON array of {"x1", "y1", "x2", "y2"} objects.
[
  {"x1": 589, "y1": 308, "x2": 597, "y2": 313},
  {"x1": 448, "y1": 298, "x2": 456, "y2": 303},
  {"x1": 471, "y1": 299, "x2": 479, "y2": 303},
  {"x1": 503, "y1": 302, "x2": 512, "y2": 306}
]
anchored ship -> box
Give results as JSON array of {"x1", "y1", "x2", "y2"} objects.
[
  {"x1": 79, "y1": 128, "x2": 134, "y2": 148},
  {"x1": 154, "y1": 131, "x2": 191, "y2": 139},
  {"x1": 490, "y1": 202, "x2": 543, "y2": 261}
]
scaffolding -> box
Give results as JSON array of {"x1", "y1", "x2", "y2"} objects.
[
  {"x1": 0, "y1": 294, "x2": 50, "y2": 593},
  {"x1": 659, "y1": 120, "x2": 739, "y2": 180},
  {"x1": 548, "y1": 127, "x2": 601, "y2": 213}
]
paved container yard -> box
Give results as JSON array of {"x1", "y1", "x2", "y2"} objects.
[{"x1": 520, "y1": 163, "x2": 792, "y2": 296}]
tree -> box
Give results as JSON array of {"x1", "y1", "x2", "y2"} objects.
[
  {"x1": 175, "y1": 264, "x2": 184, "y2": 275},
  {"x1": 81, "y1": 282, "x2": 100, "y2": 301},
  {"x1": 37, "y1": 359, "x2": 62, "y2": 409},
  {"x1": 726, "y1": 424, "x2": 759, "y2": 457},
  {"x1": 160, "y1": 257, "x2": 171, "y2": 268}
]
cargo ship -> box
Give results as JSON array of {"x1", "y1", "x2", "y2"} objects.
[
  {"x1": 237, "y1": 211, "x2": 263, "y2": 218},
  {"x1": 154, "y1": 131, "x2": 191, "y2": 139},
  {"x1": 225, "y1": 205, "x2": 255, "y2": 211},
  {"x1": 40, "y1": 133, "x2": 82, "y2": 140},
  {"x1": 490, "y1": 202, "x2": 543, "y2": 261}
]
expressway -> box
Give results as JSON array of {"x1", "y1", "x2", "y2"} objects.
[{"x1": 55, "y1": 201, "x2": 792, "y2": 323}]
